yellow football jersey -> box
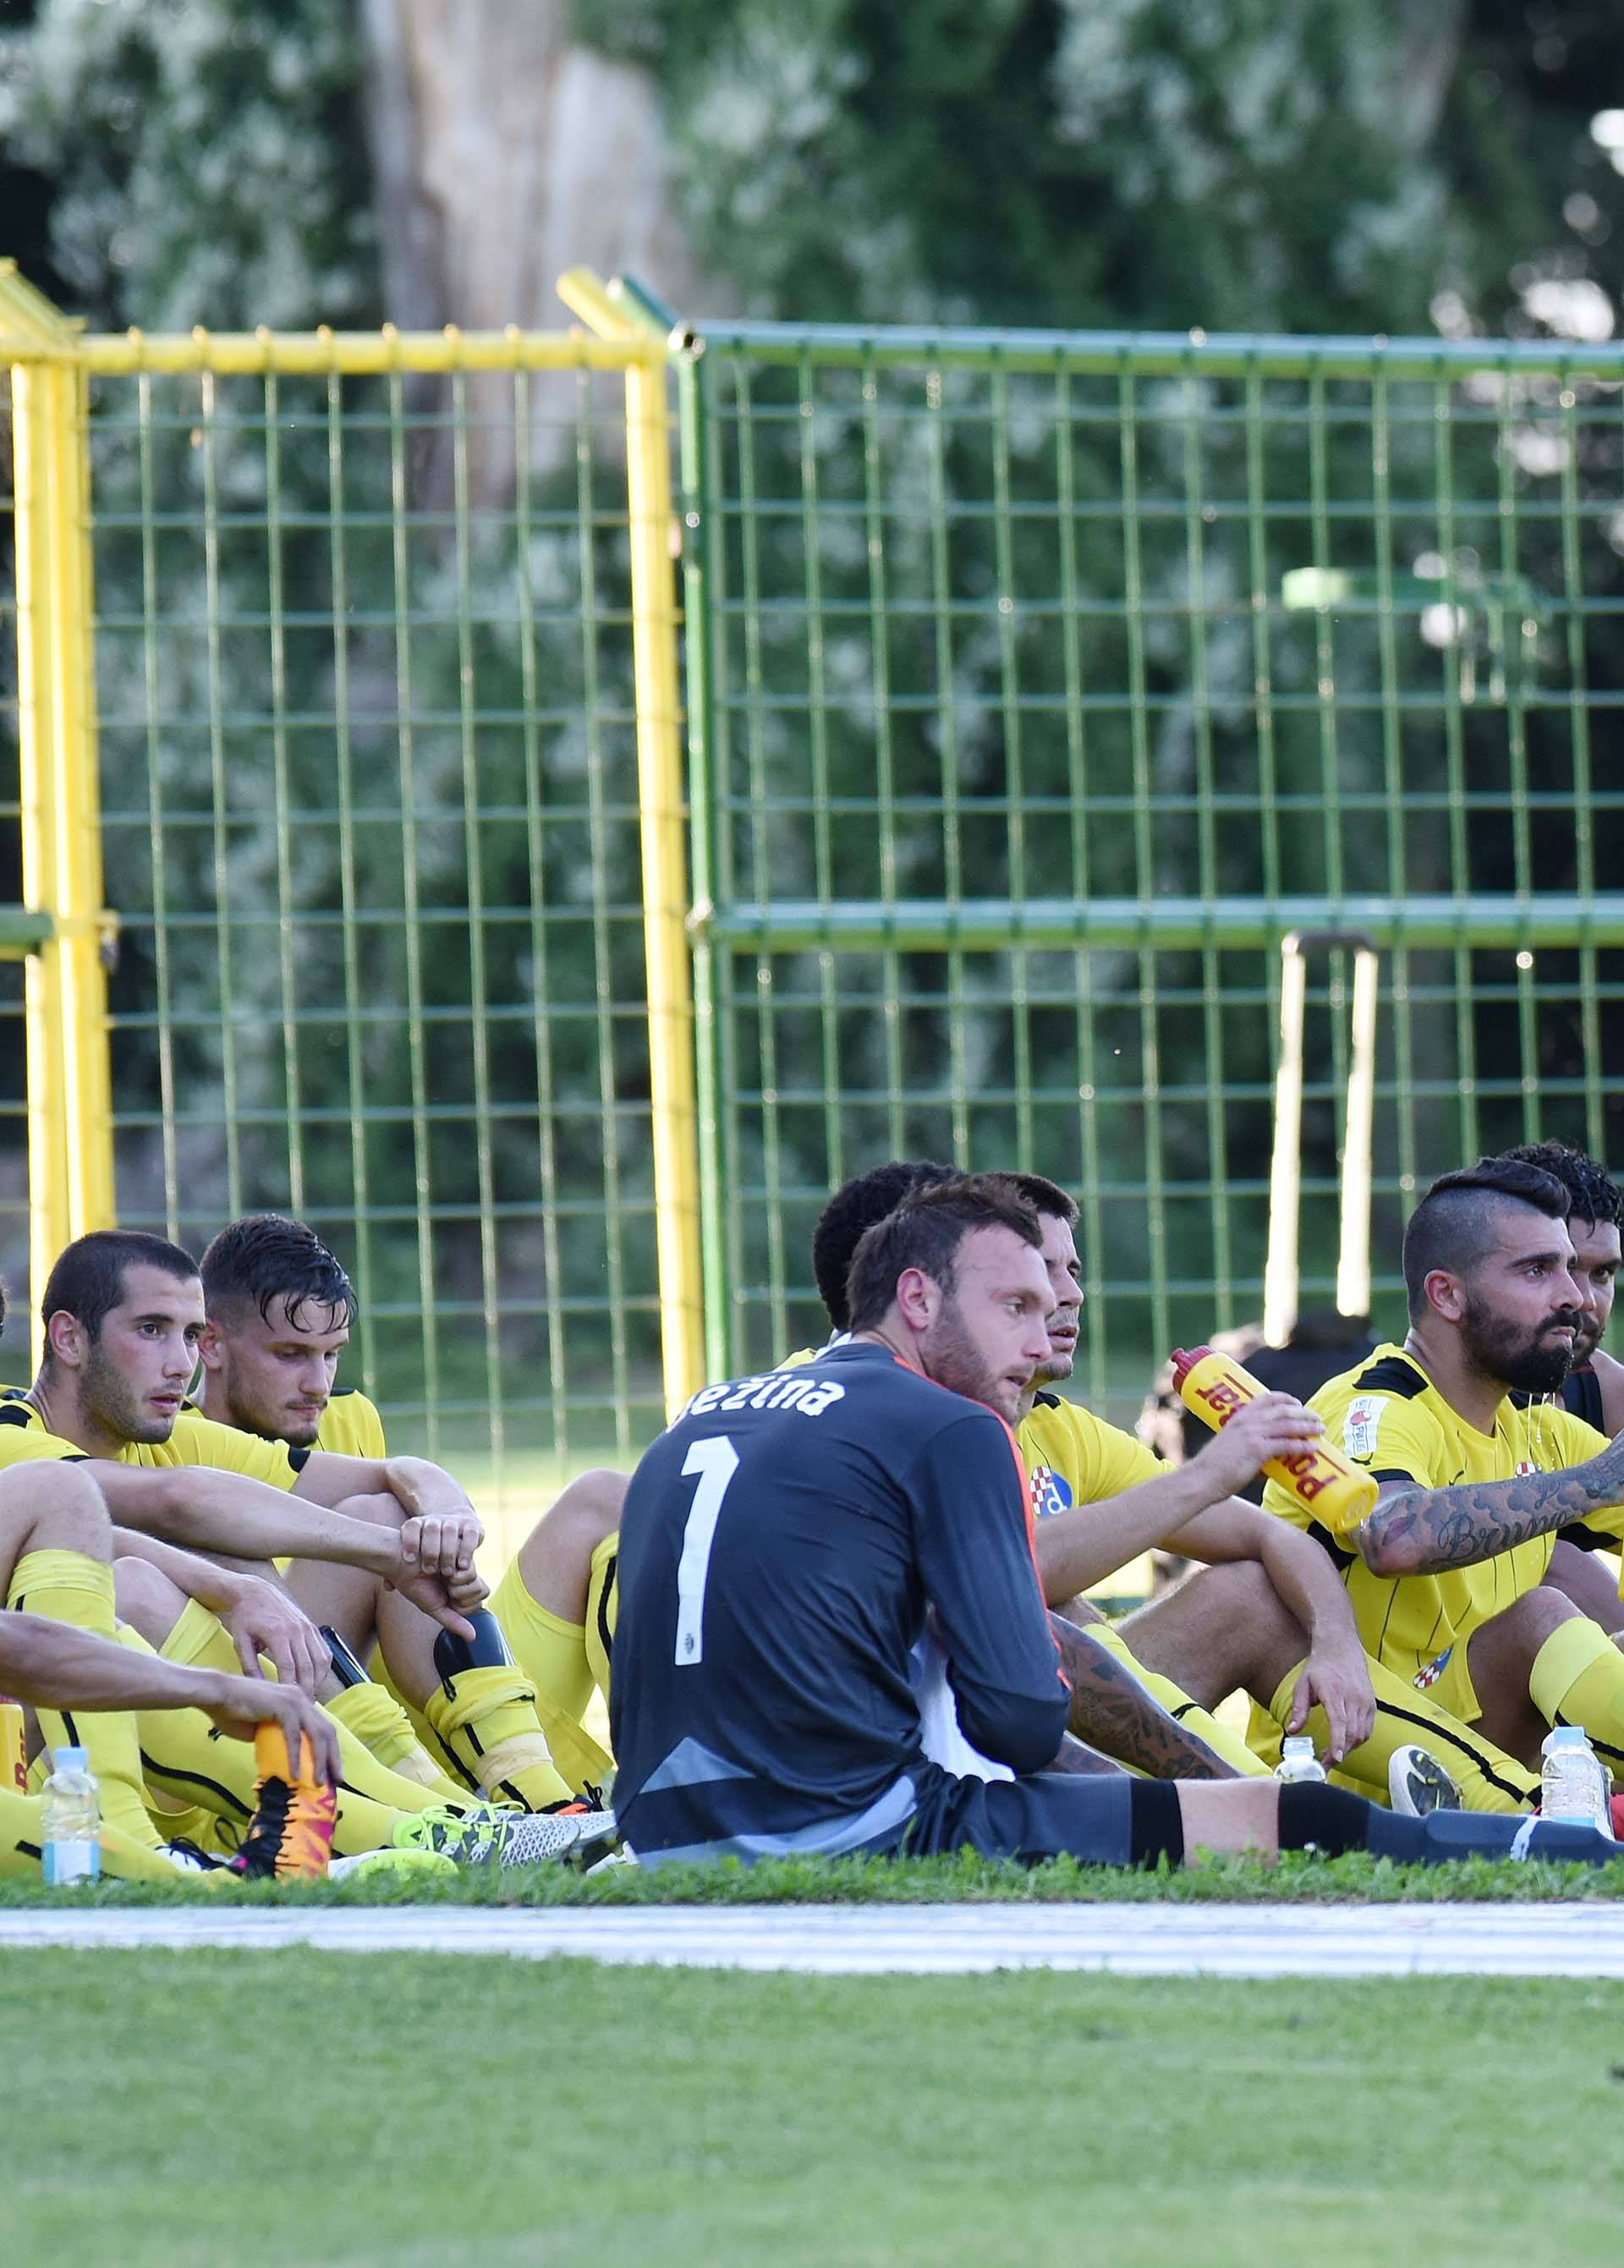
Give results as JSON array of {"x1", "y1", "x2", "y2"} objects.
[
  {"x1": 0, "y1": 1390, "x2": 300, "y2": 1486},
  {"x1": 314, "y1": 1387, "x2": 387, "y2": 1461},
  {"x1": 1263, "y1": 1343, "x2": 1618, "y2": 1691},
  {"x1": 1016, "y1": 1390, "x2": 1166, "y2": 1522}
]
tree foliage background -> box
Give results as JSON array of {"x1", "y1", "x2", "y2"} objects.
[{"x1": 3, "y1": 0, "x2": 1623, "y2": 1405}]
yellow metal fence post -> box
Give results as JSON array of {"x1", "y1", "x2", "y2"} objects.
[
  {"x1": 556, "y1": 268, "x2": 705, "y2": 1414},
  {"x1": 1, "y1": 265, "x2": 117, "y2": 1350}
]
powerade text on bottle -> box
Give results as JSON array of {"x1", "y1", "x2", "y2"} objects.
[
  {"x1": 1171, "y1": 1346, "x2": 1379, "y2": 1535},
  {"x1": 41, "y1": 1744, "x2": 101, "y2": 1886}
]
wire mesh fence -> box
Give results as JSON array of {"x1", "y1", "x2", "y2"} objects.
[
  {"x1": 688, "y1": 328, "x2": 1624, "y2": 1419},
  {"x1": 8, "y1": 297, "x2": 1624, "y2": 1470},
  {"x1": 80, "y1": 344, "x2": 667, "y2": 1527}
]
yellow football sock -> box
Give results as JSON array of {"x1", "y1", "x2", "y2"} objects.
[
  {"x1": 491, "y1": 1560, "x2": 616, "y2": 1796},
  {"x1": 423, "y1": 1663, "x2": 575, "y2": 1810},
  {"x1": 6, "y1": 1550, "x2": 164, "y2": 1852},
  {"x1": 150, "y1": 1597, "x2": 458, "y2": 1856},
  {"x1": 1092, "y1": 1621, "x2": 1270, "y2": 1778},
  {"x1": 324, "y1": 1680, "x2": 464, "y2": 1797},
  {"x1": 1267, "y1": 1655, "x2": 1539, "y2": 1815},
  {"x1": 376, "y1": 1660, "x2": 439, "y2": 1767},
  {"x1": 1530, "y1": 1616, "x2": 1624, "y2": 1777}
]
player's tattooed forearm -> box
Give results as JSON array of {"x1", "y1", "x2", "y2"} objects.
[
  {"x1": 1047, "y1": 1613, "x2": 1238, "y2": 1781},
  {"x1": 1359, "y1": 1436, "x2": 1624, "y2": 1573},
  {"x1": 1043, "y1": 1731, "x2": 1128, "y2": 1777}
]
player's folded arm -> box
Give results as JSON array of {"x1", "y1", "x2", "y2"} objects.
[{"x1": 908, "y1": 1411, "x2": 1072, "y2": 1776}]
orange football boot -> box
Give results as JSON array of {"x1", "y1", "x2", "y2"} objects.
[{"x1": 229, "y1": 1725, "x2": 337, "y2": 1881}]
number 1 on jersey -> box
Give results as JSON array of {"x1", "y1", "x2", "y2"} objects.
[{"x1": 675, "y1": 1435, "x2": 738, "y2": 1667}]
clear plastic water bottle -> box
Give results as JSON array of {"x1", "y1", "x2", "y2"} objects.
[
  {"x1": 41, "y1": 1744, "x2": 101, "y2": 1886},
  {"x1": 1540, "y1": 1724, "x2": 1612, "y2": 1836},
  {"x1": 1275, "y1": 1735, "x2": 1327, "y2": 1784}
]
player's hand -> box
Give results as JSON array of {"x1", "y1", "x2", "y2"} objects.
[
  {"x1": 220, "y1": 1576, "x2": 329, "y2": 1697},
  {"x1": 384, "y1": 1559, "x2": 486, "y2": 1641},
  {"x1": 1191, "y1": 1391, "x2": 1325, "y2": 1502},
  {"x1": 399, "y1": 1509, "x2": 483, "y2": 1583},
  {"x1": 201, "y1": 1673, "x2": 341, "y2": 1786},
  {"x1": 1286, "y1": 1645, "x2": 1377, "y2": 1765}
]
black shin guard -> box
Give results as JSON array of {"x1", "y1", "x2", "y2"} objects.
[{"x1": 431, "y1": 1607, "x2": 513, "y2": 1685}]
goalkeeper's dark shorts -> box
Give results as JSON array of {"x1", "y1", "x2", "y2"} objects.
[{"x1": 888, "y1": 1764, "x2": 1166, "y2": 1868}]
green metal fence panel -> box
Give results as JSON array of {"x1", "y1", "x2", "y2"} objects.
[
  {"x1": 79, "y1": 349, "x2": 666, "y2": 1550},
  {"x1": 685, "y1": 326, "x2": 1624, "y2": 1427}
]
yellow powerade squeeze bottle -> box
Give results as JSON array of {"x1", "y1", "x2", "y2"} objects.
[{"x1": 1170, "y1": 1345, "x2": 1378, "y2": 1535}]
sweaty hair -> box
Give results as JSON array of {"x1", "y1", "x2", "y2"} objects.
[
  {"x1": 199, "y1": 1213, "x2": 356, "y2": 1332},
  {"x1": 1402, "y1": 1157, "x2": 1571, "y2": 1321},
  {"x1": 41, "y1": 1229, "x2": 200, "y2": 1345},
  {"x1": 1498, "y1": 1141, "x2": 1621, "y2": 1234},
  {"x1": 812, "y1": 1159, "x2": 957, "y2": 1327},
  {"x1": 983, "y1": 1171, "x2": 1078, "y2": 1226},
  {"x1": 845, "y1": 1176, "x2": 1044, "y2": 1333}
]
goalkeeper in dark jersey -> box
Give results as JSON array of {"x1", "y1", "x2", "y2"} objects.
[{"x1": 612, "y1": 1179, "x2": 1621, "y2": 1872}]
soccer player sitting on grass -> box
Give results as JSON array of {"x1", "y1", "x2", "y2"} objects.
[
  {"x1": 0, "y1": 1453, "x2": 337, "y2": 1881},
  {"x1": 1221, "y1": 1156, "x2": 1624, "y2": 1790},
  {"x1": 999, "y1": 1171, "x2": 1543, "y2": 1815},
  {"x1": 493, "y1": 1157, "x2": 1483, "y2": 1804},
  {"x1": 192, "y1": 1211, "x2": 616, "y2": 1845},
  {"x1": 1495, "y1": 1143, "x2": 1624, "y2": 1641},
  {"x1": 610, "y1": 1177, "x2": 1616, "y2": 1870},
  {"x1": 3, "y1": 1230, "x2": 609, "y2": 1869}
]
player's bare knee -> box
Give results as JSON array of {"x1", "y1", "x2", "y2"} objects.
[
  {"x1": 531, "y1": 1469, "x2": 626, "y2": 1551},
  {"x1": 0, "y1": 1457, "x2": 112, "y2": 1558},
  {"x1": 112, "y1": 1555, "x2": 190, "y2": 1647},
  {"x1": 1495, "y1": 1583, "x2": 1581, "y2": 1652},
  {"x1": 516, "y1": 1467, "x2": 626, "y2": 1608},
  {"x1": 333, "y1": 1488, "x2": 408, "y2": 1535}
]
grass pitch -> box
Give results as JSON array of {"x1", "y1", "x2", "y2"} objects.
[
  {"x1": 4, "y1": 1844, "x2": 1624, "y2": 1908},
  {"x1": 3, "y1": 1953, "x2": 1621, "y2": 2265}
]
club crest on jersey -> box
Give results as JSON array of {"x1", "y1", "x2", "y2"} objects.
[
  {"x1": 1414, "y1": 1646, "x2": 1453, "y2": 1692},
  {"x1": 1029, "y1": 1463, "x2": 1074, "y2": 1519},
  {"x1": 1513, "y1": 1460, "x2": 1537, "y2": 1477},
  {"x1": 1343, "y1": 1394, "x2": 1387, "y2": 1460}
]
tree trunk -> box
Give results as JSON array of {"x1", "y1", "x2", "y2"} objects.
[{"x1": 358, "y1": 0, "x2": 699, "y2": 502}]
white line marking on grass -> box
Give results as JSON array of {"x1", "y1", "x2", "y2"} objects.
[{"x1": 5, "y1": 1902, "x2": 1624, "y2": 1975}]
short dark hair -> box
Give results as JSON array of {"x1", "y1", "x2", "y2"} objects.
[
  {"x1": 1498, "y1": 1141, "x2": 1621, "y2": 1234},
  {"x1": 983, "y1": 1171, "x2": 1078, "y2": 1226},
  {"x1": 41, "y1": 1229, "x2": 200, "y2": 1345},
  {"x1": 1402, "y1": 1157, "x2": 1571, "y2": 1320},
  {"x1": 200, "y1": 1214, "x2": 356, "y2": 1332},
  {"x1": 811, "y1": 1160, "x2": 957, "y2": 1328},
  {"x1": 845, "y1": 1176, "x2": 1044, "y2": 1333}
]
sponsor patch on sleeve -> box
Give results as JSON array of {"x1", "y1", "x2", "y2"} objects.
[{"x1": 1342, "y1": 1393, "x2": 1388, "y2": 1461}]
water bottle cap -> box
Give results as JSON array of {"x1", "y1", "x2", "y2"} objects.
[
  {"x1": 1550, "y1": 1724, "x2": 1587, "y2": 1747},
  {"x1": 53, "y1": 1744, "x2": 88, "y2": 1772}
]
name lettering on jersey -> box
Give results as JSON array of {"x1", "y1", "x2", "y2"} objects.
[
  {"x1": 1343, "y1": 1394, "x2": 1387, "y2": 1461},
  {"x1": 681, "y1": 1374, "x2": 848, "y2": 1421},
  {"x1": 1028, "y1": 1462, "x2": 1074, "y2": 1519}
]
